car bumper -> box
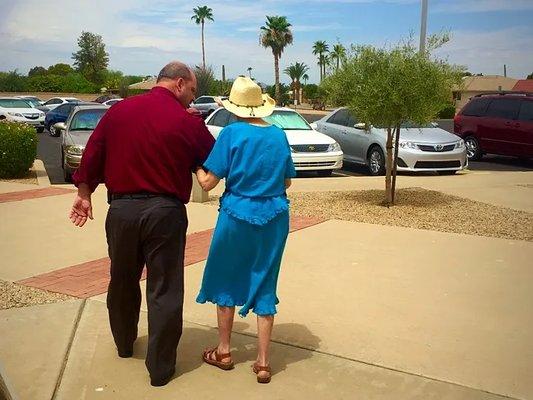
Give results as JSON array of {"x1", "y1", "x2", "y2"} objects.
[
  {"x1": 7, "y1": 116, "x2": 45, "y2": 127},
  {"x1": 65, "y1": 153, "x2": 82, "y2": 170},
  {"x1": 397, "y1": 147, "x2": 468, "y2": 171},
  {"x1": 291, "y1": 151, "x2": 344, "y2": 171}
]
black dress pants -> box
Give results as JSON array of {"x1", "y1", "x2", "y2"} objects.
[{"x1": 105, "y1": 195, "x2": 187, "y2": 381}]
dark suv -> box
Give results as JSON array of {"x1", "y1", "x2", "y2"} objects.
[{"x1": 454, "y1": 92, "x2": 533, "y2": 160}]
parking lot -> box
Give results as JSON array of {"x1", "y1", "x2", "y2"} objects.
[{"x1": 38, "y1": 114, "x2": 533, "y2": 184}]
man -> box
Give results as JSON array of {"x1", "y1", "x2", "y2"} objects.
[{"x1": 69, "y1": 61, "x2": 215, "y2": 386}]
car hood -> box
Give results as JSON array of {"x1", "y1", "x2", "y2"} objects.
[
  {"x1": 67, "y1": 130, "x2": 94, "y2": 147},
  {"x1": 285, "y1": 129, "x2": 335, "y2": 145},
  {"x1": 373, "y1": 127, "x2": 460, "y2": 143}
]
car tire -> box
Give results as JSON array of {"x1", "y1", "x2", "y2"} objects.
[
  {"x1": 317, "y1": 170, "x2": 333, "y2": 177},
  {"x1": 464, "y1": 136, "x2": 482, "y2": 161},
  {"x1": 36, "y1": 127, "x2": 44, "y2": 133},
  {"x1": 49, "y1": 124, "x2": 59, "y2": 137},
  {"x1": 367, "y1": 146, "x2": 385, "y2": 176},
  {"x1": 437, "y1": 170, "x2": 457, "y2": 175}
]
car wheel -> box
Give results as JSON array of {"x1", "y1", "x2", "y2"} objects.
[
  {"x1": 317, "y1": 170, "x2": 333, "y2": 177},
  {"x1": 367, "y1": 146, "x2": 385, "y2": 176},
  {"x1": 464, "y1": 136, "x2": 482, "y2": 161},
  {"x1": 437, "y1": 170, "x2": 457, "y2": 175},
  {"x1": 36, "y1": 127, "x2": 44, "y2": 133},
  {"x1": 49, "y1": 124, "x2": 59, "y2": 137}
]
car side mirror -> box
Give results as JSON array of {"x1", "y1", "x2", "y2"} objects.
[
  {"x1": 54, "y1": 122, "x2": 66, "y2": 132},
  {"x1": 354, "y1": 122, "x2": 367, "y2": 130}
]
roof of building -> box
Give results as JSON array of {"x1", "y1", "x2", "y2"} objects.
[
  {"x1": 458, "y1": 75, "x2": 518, "y2": 92},
  {"x1": 512, "y1": 79, "x2": 533, "y2": 93},
  {"x1": 128, "y1": 77, "x2": 157, "y2": 90}
]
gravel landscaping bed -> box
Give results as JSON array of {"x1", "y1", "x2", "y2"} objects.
[
  {"x1": 0, "y1": 169, "x2": 38, "y2": 185},
  {"x1": 0, "y1": 280, "x2": 76, "y2": 310},
  {"x1": 209, "y1": 187, "x2": 533, "y2": 241}
]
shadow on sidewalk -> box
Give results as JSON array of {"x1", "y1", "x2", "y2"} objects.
[{"x1": 129, "y1": 323, "x2": 321, "y2": 379}]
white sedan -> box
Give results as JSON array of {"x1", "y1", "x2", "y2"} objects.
[
  {"x1": 0, "y1": 97, "x2": 45, "y2": 132},
  {"x1": 41, "y1": 97, "x2": 80, "y2": 111},
  {"x1": 204, "y1": 107, "x2": 343, "y2": 176}
]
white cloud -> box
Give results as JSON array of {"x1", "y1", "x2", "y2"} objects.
[{"x1": 433, "y1": 0, "x2": 533, "y2": 14}]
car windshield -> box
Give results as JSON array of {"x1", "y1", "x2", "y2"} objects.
[
  {"x1": 263, "y1": 110, "x2": 311, "y2": 130},
  {"x1": 23, "y1": 99, "x2": 40, "y2": 107},
  {"x1": 0, "y1": 99, "x2": 32, "y2": 109},
  {"x1": 70, "y1": 109, "x2": 106, "y2": 130},
  {"x1": 66, "y1": 98, "x2": 79, "y2": 103}
]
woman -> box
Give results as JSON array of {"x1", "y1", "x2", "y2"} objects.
[{"x1": 195, "y1": 76, "x2": 296, "y2": 384}]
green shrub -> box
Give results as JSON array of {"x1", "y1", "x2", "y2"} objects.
[
  {"x1": 0, "y1": 122, "x2": 38, "y2": 178},
  {"x1": 437, "y1": 103, "x2": 456, "y2": 119}
]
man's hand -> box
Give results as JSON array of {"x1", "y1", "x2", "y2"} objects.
[
  {"x1": 69, "y1": 183, "x2": 93, "y2": 227},
  {"x1": 186, "y1": 107, "x2": 202, "y2": 117}
]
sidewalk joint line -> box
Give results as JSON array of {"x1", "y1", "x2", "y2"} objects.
[
  {"x1": 182, "y1": 318, "x2": 522, "y2": 400},
  {"x1": 51, "y1": 299, "x2": 86, "y2": 400}
]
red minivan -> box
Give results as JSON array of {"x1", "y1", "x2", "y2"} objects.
[{"x1": 454, "y1": 93, "x2": 533, "y2": 160}]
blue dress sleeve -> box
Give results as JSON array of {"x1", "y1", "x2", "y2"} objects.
[{"x1": 203, "y1": 127, "x2": 231, "y2": 179}]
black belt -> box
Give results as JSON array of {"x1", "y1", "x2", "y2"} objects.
[{"x1": 108, "y1": 192, "x2": 175, "y2": 202}]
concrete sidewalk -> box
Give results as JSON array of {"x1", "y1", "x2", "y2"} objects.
[{"x1": 1, "y1": 170, "x2": 532, "y2": 399}]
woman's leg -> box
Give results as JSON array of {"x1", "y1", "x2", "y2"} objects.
[
  {"x1": 256, "y1": 314, "x2": 274, "y2": 377},
  {"x1": 215, "y1": 305, "x2": 235, "y2": 362}
]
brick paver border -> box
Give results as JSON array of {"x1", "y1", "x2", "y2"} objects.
[
  {"x1": 17, "y1": 215, "x2": 325, "y2": 298},
  {"x1": 0, "y1": 187, "x2": 75, "y2": 203}
]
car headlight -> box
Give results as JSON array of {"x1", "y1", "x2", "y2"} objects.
[
  {"x1": 399, "y1": 141, "x2": 417, "y2": 149},
  {"x1": 455, "y1": 140, "x2": 465, "y2": 149},
  {"x1": 65, "y1": 145, "x2": 84, "y2": 155},
  {"x1": 8, "y1": 112, "x2": 23, "y2": 117},
  {"x1": 327, "y1": 142, "x2": 342, "y2": 152}
]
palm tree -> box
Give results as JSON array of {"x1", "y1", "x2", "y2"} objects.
[
  {"x1": 330, "y1": 43, "x2": 346, "y2": 71},
  {"x1": 312, "y1": 40, "x2": 329, "y2": 82},
  {"x1": 284, "y1": 62, "x2": 309, "y2": 105},
  {"x1": 247, "y1": 67, "x2": 253, "y2": 78},
  {"x1": 260, "y1": 16, "x2": 294, "y2": 105},
  {"x1": 191, "y1": 6, "x2": 214, "y2": 70}
]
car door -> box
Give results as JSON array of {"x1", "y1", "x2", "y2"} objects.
[
  {"x1": 320, "y1": 109, "x2": 353, "y2": 158},
  {"x1": 339, "y1": 111, "x2": 368, "y2": 163},
  {"x1": 482, "y1": 98, "x2": 521, "y2": 156},
  {"x1": 516, "y1": 100, "x2": 533, "y2": 157}
]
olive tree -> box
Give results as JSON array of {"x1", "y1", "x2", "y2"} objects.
[{"x1": 323, "y1": 35, "x2": 463, "y2": 206}]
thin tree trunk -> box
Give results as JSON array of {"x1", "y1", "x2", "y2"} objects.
[
  {"x1": 391, "y1": 126, "x2": 401, "y2": 205},
  {"x1": 336, "y1": 57, "x2": 339, "y2": 70},
  {"x1": 385, "y1": 127, "x2": 394, "y2": 206},
  {"x1": 319, "y1": 53, "x2": 323, "y2": 82},
  {"x1": 201, "y1": 21, "x2": 206, "y2": 70},
  {"x1": 274, "y1": 54, "x2": 280, "y2": 105}
]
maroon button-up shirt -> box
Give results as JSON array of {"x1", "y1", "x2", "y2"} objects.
[{"x1": 73, "y1": 86, "x2": 215, "y2": 203}]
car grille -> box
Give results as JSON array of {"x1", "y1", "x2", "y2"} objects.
[
  {"x1": 414, "y1": 160, "x2": 461, "y2": 169},
  {"x1": 22, "y1": 113, "x2": 40, "y2": 120},
  {"x1": 417, "y1": 144, "x2": 455, "y2": 152},
  {"x1": 294, "y1": 161, "x2": 336, "y2": 168},
  {"x1": 291, "y1": 144, "x2": 329, "y2": 153}
]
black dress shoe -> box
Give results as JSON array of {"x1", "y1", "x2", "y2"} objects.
[
  {"x1": 150, "y1": 369, "x2": 175, "y2": 387},
  {"x1": 118, "y1": 349, "x2": 133, "y2": 358}
]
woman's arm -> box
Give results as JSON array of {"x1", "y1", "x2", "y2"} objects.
[
  {"x1": 196, "y1": 167, "x2": 221, "y2": 191},
  {"x1": 285, "y1": 178, "x2": 292, "y2": 189}
]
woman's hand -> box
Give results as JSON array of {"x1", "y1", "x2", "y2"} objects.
[{"x1": 196, "y1": 167, "x2": 221, "y2": 191}]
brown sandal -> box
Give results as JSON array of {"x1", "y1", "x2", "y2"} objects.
[
  {"x1": 202, "y1": 347, "x2": 234, "y2": 370},
  {"x1": 252, "y1": 363, "x2": 271, "y2": 384}
]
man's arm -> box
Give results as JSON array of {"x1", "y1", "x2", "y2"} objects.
[{"x1": 69, "y1": 114, "x2": 108, "y2": 226}]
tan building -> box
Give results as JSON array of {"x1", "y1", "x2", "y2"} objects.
[{"x1": 453, "y1": 75, "x2": 518, "y2": 111}]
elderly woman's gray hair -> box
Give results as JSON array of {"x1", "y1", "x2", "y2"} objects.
[{"x1": 157, "y1": 61, "x2": 193, "y2": 83}]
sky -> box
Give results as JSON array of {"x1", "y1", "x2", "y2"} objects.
[{"x1": 1, "y1": 0, "x2": 533, "y2": 85}]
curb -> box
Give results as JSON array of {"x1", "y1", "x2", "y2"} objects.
[
  {"x1": 33, "y1": 159, "x2": 51, "y2": 187},
  {"x1": 0, "y1": 361, "x2": 17, "y2": 400}
]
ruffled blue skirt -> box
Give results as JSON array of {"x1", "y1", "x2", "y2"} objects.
[{"x1": 196, "y1": 209, "x2": 290, "y2": 317}]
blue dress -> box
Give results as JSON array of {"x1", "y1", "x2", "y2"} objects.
[{"x1": 196, "y1": 122, "x2": 297, "y2": 316}]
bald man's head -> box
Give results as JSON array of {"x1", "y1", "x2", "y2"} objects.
[{"x1": 156, "y1": 61, "x2": 197, "y2": 107}]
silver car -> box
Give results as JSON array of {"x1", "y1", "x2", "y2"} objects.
[
  {"x1": 191, "y1": 95, "x2": 227, "y2": 118},
  {"x1": 54, "y1": 104, "x2": 109, "y2": 182},
  {"x1": 312, "y1": 108, "x2": 468, "y2": 175}
]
